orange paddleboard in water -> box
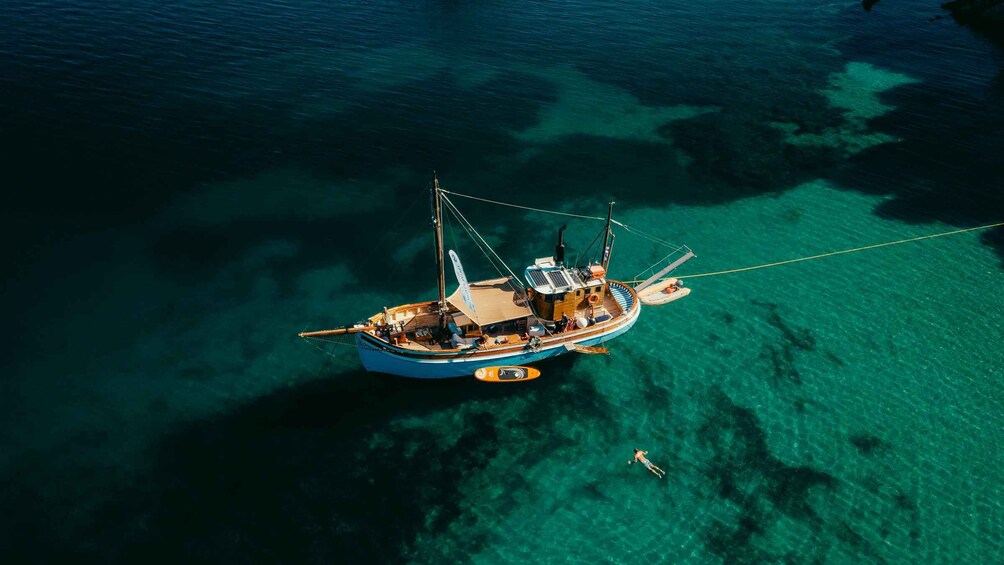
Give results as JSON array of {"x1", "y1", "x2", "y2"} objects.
[{"x1": 474, "y1": 366, "x2": 541, "y2": 382}]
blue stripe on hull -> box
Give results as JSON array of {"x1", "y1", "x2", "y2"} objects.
[{"x1": 356, "y1": 310, "x2": 639, "y2": 379}]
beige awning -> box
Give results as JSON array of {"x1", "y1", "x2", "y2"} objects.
[{"x1": 447, "y1": 277, "x2": 532, "y2": 326}]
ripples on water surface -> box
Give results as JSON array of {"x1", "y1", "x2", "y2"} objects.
[{"x1": 1, "y1": 0, "x2": 1001, "y2": 562}]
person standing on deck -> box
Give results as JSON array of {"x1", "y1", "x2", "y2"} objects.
[{"x1": 629, "y1": 448, "x2": 666, "y2": 478}]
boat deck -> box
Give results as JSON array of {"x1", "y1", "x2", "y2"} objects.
[{"x1": 368, "y1": 290, "x2": 627, "y2": 352}]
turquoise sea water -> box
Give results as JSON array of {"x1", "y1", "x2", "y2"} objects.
[{"x1": 1, "y1": 0, "x2": 1002, "y2": 562}]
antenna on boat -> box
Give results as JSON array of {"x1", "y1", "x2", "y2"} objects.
[
  {"x1": 432, "y1": 172, "x2": 448, "y2": 330},
  {"x1": 601, "y1": 201, "x2": 615, "y2": 270}
]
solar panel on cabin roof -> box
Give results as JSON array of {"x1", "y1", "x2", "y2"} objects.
[
  {"x1": 547, "y1": 270, "x2": 570, "y2": 288},
  {"x1": 528, "y1": 270, "x2": 550, "y2": 288}
]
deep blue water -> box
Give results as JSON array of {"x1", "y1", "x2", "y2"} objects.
[{"x1": 1, "y1": 1, "x2": 1002, "y2": 563}]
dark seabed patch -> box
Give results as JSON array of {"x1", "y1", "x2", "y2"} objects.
[
  {"x1": 704, "y1": 509, "x2": 770, "y2": 565},
  {"x1": 695, "y1": 386, "x2": 929, "y2": 562},
  {"x1": 836, "y1": 80, "x2": 1004, "y2": 264},
  {"x1": 0, "y1": 355, "x2": 613, "y2": 563},
  {"x1": 824, "y1": 350, "x2": 846, "y2": 367},
  {"x1": 572, "y1": 32, "x2": 851, "y2": 208},
  {"x1": 752, "y1": 301, "x2": 818, "y2": 385},
  {"x1": 576, "y1": 4, "x2": 1004, "y2": 265},
  {"x1": 574, "y1": 480, "x2": 615, "y2": 503},
  {"x1": 508, "y1": 134, "x2": 690, "y2": 207},
  {"x1": 754, "y1": 301, "x2": 817, "y2": 353},
  {"x1": 668, "y1": 110, "x2": 842, "y2": 203},
  {"x1": 828, "y1": 13, "x2": 1004, "y2": 263},
  {"x1": 849, "y1": 433, "x2": 889, "y2": 455},
  {"x1": 690, "y1": 387, "x2": 931, "y2": 561},
  {"x1": 836, "y1": 521, "x2": 887, "y2": 564},
  {"x1": 792, "y1": 396, "x2": 829, "y2": 416},
  {"x1": 697, "y1": 386, "x2": 839, "y2": 560}
]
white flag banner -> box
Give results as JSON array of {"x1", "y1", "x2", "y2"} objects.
[{"x1": 448, "y1": 250, "x2": 477, "y2": 315}]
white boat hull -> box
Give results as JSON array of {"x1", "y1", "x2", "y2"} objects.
[
  {"x1": 637, "y1": 278, "x2": 691, "y2": 306},
  {"x1": 640, "y1": 286, "x2": 690, "y2": 306}
]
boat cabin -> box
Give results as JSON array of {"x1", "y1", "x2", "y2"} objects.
[{"x1": 524, "y1": 258, "x2": 608, "y2": 322}]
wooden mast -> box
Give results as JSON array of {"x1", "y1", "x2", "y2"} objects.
[
  {"x1": 432, "y1": 172, "x2": 448, "y2": 329},
  {"x1": 601, "y1": 200, "x2": 615, "y2": 271}
]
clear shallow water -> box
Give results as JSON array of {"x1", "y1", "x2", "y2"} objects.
[{"x1": 1, "y1": 1, "x2": 1002, "y2": 562}]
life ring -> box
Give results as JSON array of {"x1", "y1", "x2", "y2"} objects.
[{"x1": 587, "y1": 293, "x2": 600, "y2": 305}]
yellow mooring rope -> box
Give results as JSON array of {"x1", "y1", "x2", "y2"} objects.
[{"x1": 625, "y1": 221, "x2": 1004, "y2": 283}]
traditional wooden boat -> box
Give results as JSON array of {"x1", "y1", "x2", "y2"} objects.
[
  {"x1": 474, "y1": 366, "x2": 541, "y2": 382},
  {"x1": 298, "y1": 174, "x2": 693, "y2": 378},
  {"x1": 637, "y1": 278, "x2": 692, "y2": 306}
]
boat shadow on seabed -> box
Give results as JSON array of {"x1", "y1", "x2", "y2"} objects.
[{"x1": 4, "y1": 355, "x2": 595, "y2": 563}]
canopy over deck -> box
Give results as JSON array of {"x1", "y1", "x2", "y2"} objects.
[{"x1": 448, "y1": 277, "x2": 532, "y2": 326}]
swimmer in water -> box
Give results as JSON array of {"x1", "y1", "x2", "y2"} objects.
[{"x1": 628, "y1": 448, "x2": 666, "y2": 478}]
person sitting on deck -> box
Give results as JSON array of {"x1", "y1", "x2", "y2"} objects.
[{"x1": 628, "y1": 449, "x2": 666, "y2": 479}]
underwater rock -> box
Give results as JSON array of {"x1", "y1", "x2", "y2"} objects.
[
  {"x1": 849, "y1": 433, "x2": 888, "y2": 455},
  {"x1": 943, "y1": 0, "x2": 1004, "y2": 46},
  {"x1": 943, "y1": 0, "x2": 1004, "y2": 21},
  {"x1": 670, "y1": 111, "x2": 840, "y2": 201}
]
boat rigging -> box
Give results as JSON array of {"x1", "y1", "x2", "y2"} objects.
[{"x1": 298, "y1": 173, "x2": 695, "y2": 379}]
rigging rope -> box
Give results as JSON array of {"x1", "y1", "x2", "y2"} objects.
[
  {"x1": 441, "y1": 192, "x2": 554, "y2": 332},
  {"x1": 440, "y1": 189, "x2": 610, "y2": 223},
  {"x1": 439, "y1": 188, "x2": 693, "y2": 256},
  {"x1": 573, "y1": 225, "x2": 606, "y2": 267},
  {"x1": 619, "y1": 223, "x2": 687, "y2": 251},
  {"x1": 633, "y1": 246, "x2": 687, "y2": 281},
  {"x1": 441, "y1": 194, "x2": 519, "y2": 284},
  {"x1": 624, "y1": 221, "x2": 1004, "y2": 283},
  {"x1": 301, "y1": 334, "x2": 389, "y2": 353}
]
